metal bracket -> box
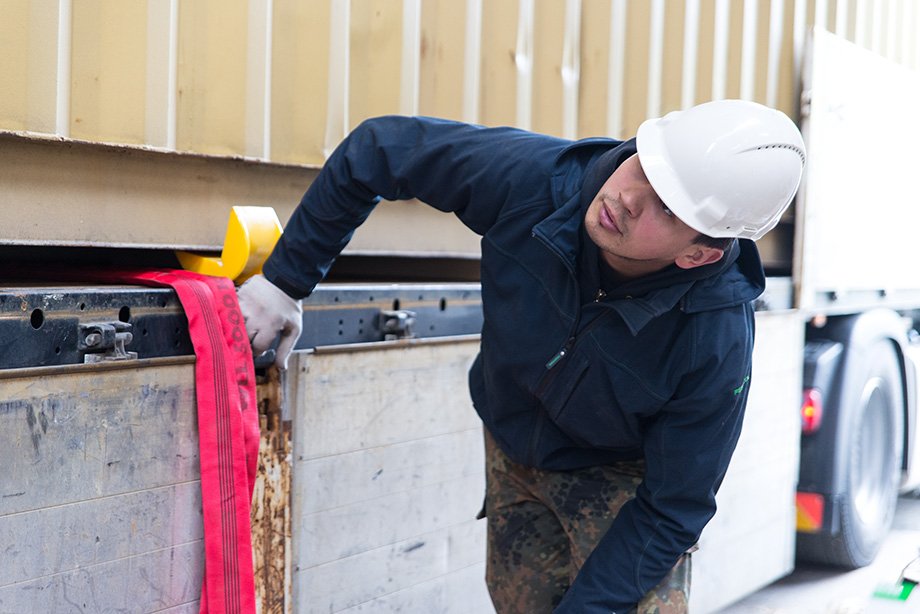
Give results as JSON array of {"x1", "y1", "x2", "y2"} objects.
[
  {"x1": 380, "y1": 310, "x2": 417, "y2": 341},
  {"x1": 78, "y1": 322, "x2": 139, "y2": 363}
]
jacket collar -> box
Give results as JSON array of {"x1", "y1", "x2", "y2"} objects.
[
  {"x1": 534, "y1": 140, "x2": 766, "y2": 335},
  {"x1": 537, "y1": 139, "x2": 638, "y2": 273}
]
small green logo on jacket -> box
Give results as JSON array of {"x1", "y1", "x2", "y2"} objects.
[{"x1": 733, "y1": 375, "x2": 750, "y2": 396}]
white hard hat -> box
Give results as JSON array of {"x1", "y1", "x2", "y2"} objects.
[{"x1": 636, "y1": 99, "x2": 805, "y2": 240}]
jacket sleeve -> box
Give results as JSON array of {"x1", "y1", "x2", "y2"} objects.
[
  {"x1": 555, "y1": 306, "x2": 755, "y2": 614},
  {"x1": 262, "y1": 115, "x2": 569, "y2": 298}
]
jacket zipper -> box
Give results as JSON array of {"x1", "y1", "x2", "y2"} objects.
[
  {"x1": 527, "y1": 311, "x2": 613, "y2": 465},
  {"x1": 545, "y1": 336, "x2": 576, "y2": 370},
  {"x1": 527, "y1": 228, "x2": 613, "y2": 465},
  {"x1": 527, "y1": 231, "x2": 580, "y2": 465},
  {"x1": 539, "y1": 312, "x2": 609, "y2": 382}
]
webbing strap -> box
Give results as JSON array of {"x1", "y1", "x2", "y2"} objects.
[
  {"x1": 116, "y1": 270, "x2": 259, "y2": 614},
  {"x1": 13, "y1": 266, "x2": 261, "y2": 612}
]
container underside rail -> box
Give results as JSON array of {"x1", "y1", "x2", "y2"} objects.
[{"x1": 0, "y1": 282, "x2": 484, "y2": 370}]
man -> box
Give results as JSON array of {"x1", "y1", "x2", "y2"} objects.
[{"x1": 238, "y1": 99, "x2": 806, "y2": 613}]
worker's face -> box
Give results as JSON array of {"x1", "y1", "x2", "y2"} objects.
[{"x1": 584, "y1": 154, "x2": 723, "y2": 280}]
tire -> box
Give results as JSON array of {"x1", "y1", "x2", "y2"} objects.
[{"x1": 812, "y1": 340, "x2": 904, "y2": 569}]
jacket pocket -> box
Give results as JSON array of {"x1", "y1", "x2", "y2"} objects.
[
  {"x1": 535, "y1": 344, "x2": 657, "y2": 450},
  {"x1": 534, "y1": 352, "x2": 592, "y2": 442}
]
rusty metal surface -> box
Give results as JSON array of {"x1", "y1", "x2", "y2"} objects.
[{"x1": 252, "y1": 367, "x2": 292, "y2": 614}]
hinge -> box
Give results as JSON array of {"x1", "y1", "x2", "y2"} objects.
[
  {"x1": 78, "y1": 321, "x2": 138, "y2": 363},
  {"x1": 380, "y1": 310, "x2": 418, "y2": 341}
]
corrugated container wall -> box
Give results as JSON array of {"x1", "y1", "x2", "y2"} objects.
[{"x1": 4, "y1": 0, "x2": 920, "y2": 165}]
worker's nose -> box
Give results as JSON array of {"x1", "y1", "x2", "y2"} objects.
[
  {"x1": 618, "y1": 186, "x2": 647, "y2": 218},
  {"x1": 619, "y1": 180, "x2": 659, "y2": 219}
]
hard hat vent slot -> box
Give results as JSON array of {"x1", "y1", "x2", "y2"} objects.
[{"x1": 746, "y1": 143, "x2": 806, "y2": 164}]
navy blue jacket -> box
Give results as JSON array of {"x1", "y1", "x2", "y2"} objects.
[{"x1": 263, "y1": 116, "x2": 764, "y2": 613}]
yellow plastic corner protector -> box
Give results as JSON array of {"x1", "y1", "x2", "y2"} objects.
[{"x1": 175, "y1": 206, "x2": 283, "y2": 284}]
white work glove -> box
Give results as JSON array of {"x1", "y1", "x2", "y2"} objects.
[{"x1": 237, "y1": 274, "x2": 303, "y2": 370}]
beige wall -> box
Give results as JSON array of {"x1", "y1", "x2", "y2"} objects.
[{"x1": 3, "y1": 0, "x2": 919, "y2": 165}]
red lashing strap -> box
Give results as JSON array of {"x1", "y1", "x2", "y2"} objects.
[
  {"x1": 13, "y1": 266, "x2": 261, "y2": 612},
  {"x1": 114, "y1": 270, "x2": 259, "y2": 614}
]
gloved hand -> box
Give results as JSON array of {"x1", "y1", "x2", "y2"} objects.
[{"x1": 237, "y1": 274, "x2": 303, "y2": 370}]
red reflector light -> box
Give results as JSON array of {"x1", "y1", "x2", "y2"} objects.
[
  {"x1": 796, "y1": 492, "x2": 825, "y2": 533},
  {"x1": 801, "y1": 388, "x2": 823, "y2": 434}
]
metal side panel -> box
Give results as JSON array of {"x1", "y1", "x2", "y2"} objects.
[
  {"x1": 286, "y1": 337, "x2": 494, "y2": 614},
  {"x1": 0, "y1": 282, "x2": 484, "y2": 369},
  {"x1": 0, "y1": 133, "x2": 481, "y2": 258},
  {"x1": 0, "y1": 284, "x2": 194, "y2": 369},
  {"x1": 0, "y1": 358, "x2": 204, "y2": 614},
  {"x1": 296, "y1": 284, "x2": 483, "y2": 350},
  {"x1": 796, "y1": 29, "x2": 920, "y2": 313}
]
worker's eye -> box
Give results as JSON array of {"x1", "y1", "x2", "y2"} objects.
[{"x1": 661, "y1": 202, "x2": 673, "y2": 217}]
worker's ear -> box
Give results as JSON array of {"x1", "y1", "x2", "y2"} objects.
[{"x1": 675, "y1": 246, "x2": 723, "y2": 270}]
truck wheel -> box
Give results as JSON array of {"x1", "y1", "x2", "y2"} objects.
[{"x1": 827, "y1": 340, "x2": 904, "y2": 568}]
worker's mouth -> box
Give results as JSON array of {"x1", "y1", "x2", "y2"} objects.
[{"x1": 599, "y1": 202, "x2": 621, "y2": 234}]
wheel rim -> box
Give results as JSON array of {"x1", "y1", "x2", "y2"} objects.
[{"x1": 851, "y1": 376, "x2": 896, "y2": 528}]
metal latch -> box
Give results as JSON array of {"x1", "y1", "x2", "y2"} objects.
[
  {"x1": 78, "y1": 322, "x2": 139, "y2": 363},
  {"x1": 380, "y1": 310, "x2": 417, "y2": 341}
]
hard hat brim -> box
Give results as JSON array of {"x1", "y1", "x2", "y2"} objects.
[{"x1": 636, "y1": 117, "x2": 718, "y2": 237}]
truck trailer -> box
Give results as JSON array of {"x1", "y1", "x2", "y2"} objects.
[{"x1": 3, "y1": 2, "x2": 920, "y2": 613}]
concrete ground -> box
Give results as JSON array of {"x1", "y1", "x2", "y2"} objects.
[{"x1": 715, "y1": 493, "x2": 920, "y2": 614}]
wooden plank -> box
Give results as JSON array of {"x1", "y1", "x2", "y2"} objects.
[
  {"x1": 290, "y1": 340, "x2": 481, "y2": 459},
  {"x1": 287, "y1": 339, "x2": 492, "y2": 613},
  {"x1": 295, "y1": 522, "x2": 485, "y2": 613},
  {"x1": 0, "y1": 327, "x2": 295, "y2": 614},
  {"x1": 331, "y1": 564, "x2": 493, "y2": 614},
  {"x1": 0, "y1": 358, "x2": 206, "y2": 614},
  {"x1": 444, "y1": 564, "x2": 494, "y2": 614},
  {"x1": 297, "y1": 474, "x2": 483, "y2": 568},
  {"x1": 0, "y1": 361, "x2": 200, "y2": 515},
  {"x1": 0, "y1": 540, "x2": 203, "y2": 614},
  {"x1": 0, "y1": 483, "x2": 203, "y2": 587},
  {"x1": 252, "y1": 368, "x2": 293, "y2": 614},
  {"x1": 295, "y1": 428, "x2": 484, "y2": 515}
]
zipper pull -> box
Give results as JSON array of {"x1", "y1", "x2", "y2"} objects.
[
  {"x1": 595, "y1": 288, "x2": 607, "y2": 302},
  {"x1": 546, "y1": 337, "x2": 575, "y2": 369}
]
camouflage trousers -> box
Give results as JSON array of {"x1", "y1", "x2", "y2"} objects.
[{"x1": 481, "y1": 429, "x2": 690, "y2": 614}]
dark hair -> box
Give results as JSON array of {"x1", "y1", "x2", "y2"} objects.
[{"x1": 694, "y1": 233, "x2": 734, "y2": 251}]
